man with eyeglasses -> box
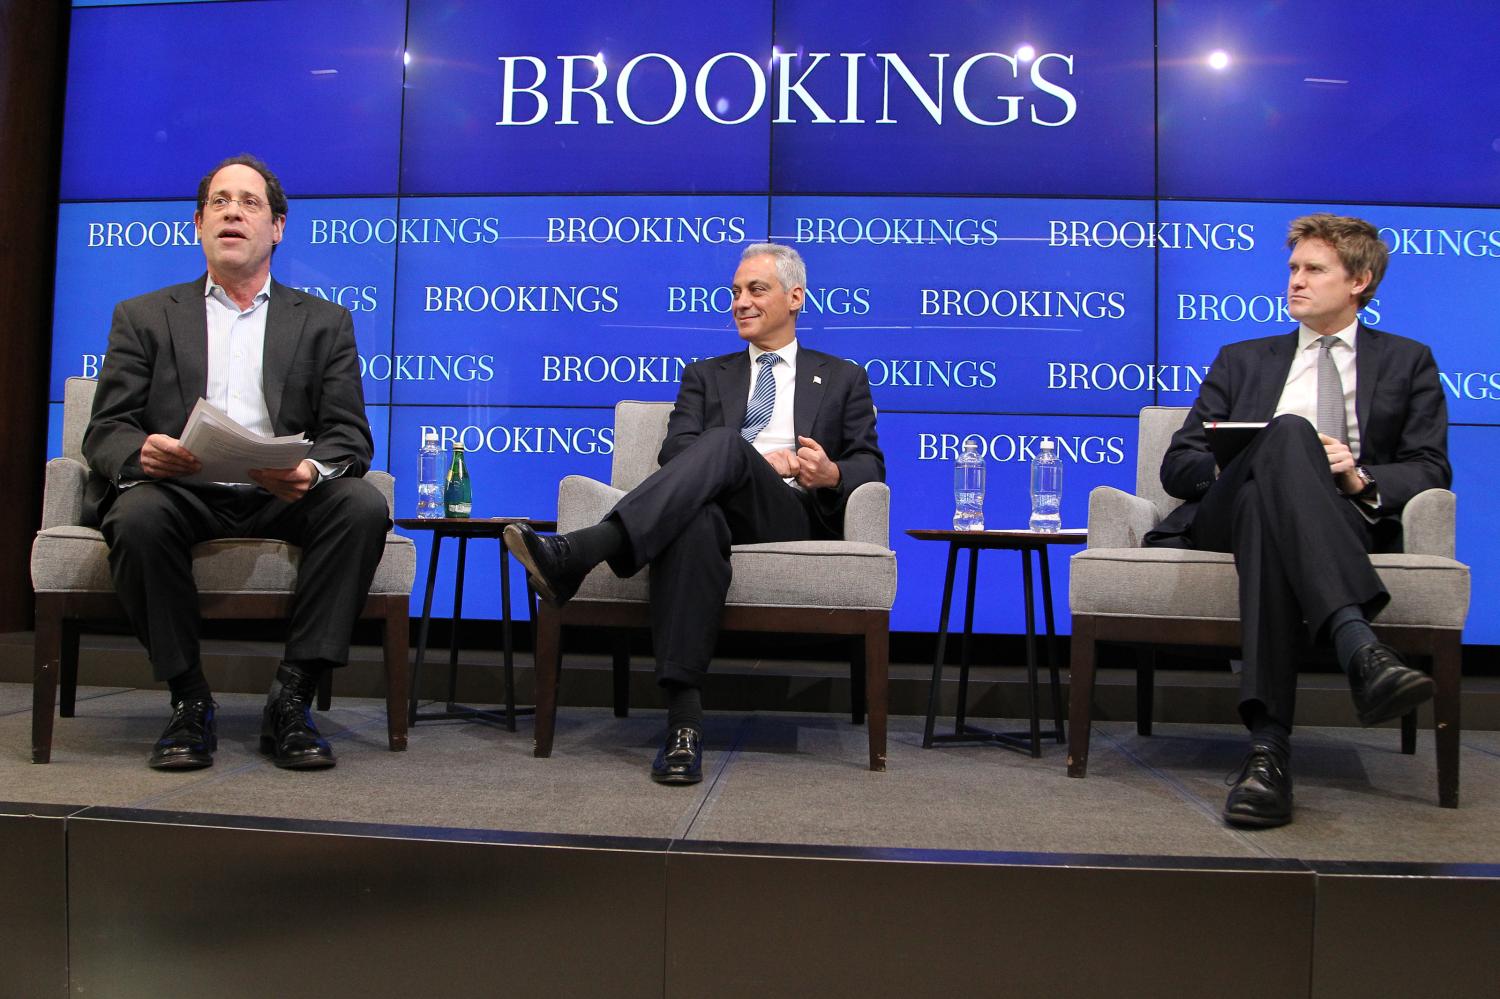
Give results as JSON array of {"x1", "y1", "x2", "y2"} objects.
[{"x1": 82, "y1": 154, "x2": 389, "y2": 772}]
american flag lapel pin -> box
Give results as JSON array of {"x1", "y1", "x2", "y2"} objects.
[{"x1": 813, "y1": 375, "x2": 822, "y2": 384}]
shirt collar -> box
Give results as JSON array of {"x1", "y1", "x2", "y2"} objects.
[
  {"x1": 748, "y1": 338, "x2": 798, "y2": 367},
  {"x1": 205, "y1": 274, "x2": 273, "y2": 311},
  {"x1": 1297, "y1": 319, "x2": 1359, "y2": 351}
]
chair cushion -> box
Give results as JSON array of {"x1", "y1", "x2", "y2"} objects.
[
  {"x1": 574, "y1": 540, "x2": 897, "y2": 611},
  {"x1": 1069, "y1": 547, "x2": 1470, "y2": 630},
  {"x1": 32, "y1": 526, "x2": 416, "y2": 597}
]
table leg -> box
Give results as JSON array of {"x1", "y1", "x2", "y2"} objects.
[
  {"x1": 1039, "y1": 546, "x2": 1066, "y2": 743},
  {"x1": 1021, "y1": 547, "x2": 1042, "y2": 758},
  {"x1": 447, "y1": 536, "x2": 468, "y2": 710},
  {"x1": 954, "y1": 547, "x2": 979, "y2": 734},
  {"x1": 495, "y1": 540, "x2": 519, "y2": 729},
  {"x1": 409, "y1": 533, "x2": 444, "y2": 725},
  {"x1": 922, "y1": 542, "x2": 961, "y2": 748},
  {"x1": 499, "y1": 539, "x2": 517, "y2": 732}
]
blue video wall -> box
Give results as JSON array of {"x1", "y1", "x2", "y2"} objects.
[{"x1": 52, "y1": 0, "x2": 1500, "y2": 643}]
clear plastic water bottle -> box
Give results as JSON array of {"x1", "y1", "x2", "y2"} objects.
[
  {"x1": 953, "y1": 439, "x2": 985, "y2": 531},
  {"x1": 416, "y1": 430, "x2": 442, "y2": 519},
  {"x1": 1029, "y1": 436, "x2": 1062, "y2": 533}
]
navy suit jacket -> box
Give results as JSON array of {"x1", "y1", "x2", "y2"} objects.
[
  {"x1": 1155, "y1": 324, "x2": 1451, "y2": 545},
  {"x1": 81, "y1": 275, "x2": 373, "y2": 525},
  {"x1": 659, "y1": 345, "x2": 884, "y2": 535}
]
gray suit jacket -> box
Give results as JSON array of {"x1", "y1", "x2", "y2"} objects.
[
  {"x1": 81, "y1": 275, "x2": 373, "y2": 525},
  {"x1": 658, "y1": 346, "x2": 884, "y2": 534}
]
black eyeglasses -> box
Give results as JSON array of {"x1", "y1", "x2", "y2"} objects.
[{"x1": 205, "y1": 196, "x2": 268, "y2": 216}]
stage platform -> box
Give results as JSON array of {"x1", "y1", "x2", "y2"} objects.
[{"x1": 4, "y1": 675, "x2": 1500, "y2": 998}]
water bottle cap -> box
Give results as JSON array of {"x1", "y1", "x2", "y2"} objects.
[
  {"x1": 1040, "y1": 436, "x2": 1055, "y2": 451},
  {"x1": 961, "y1": 439, "x2": 979, "y2": 452},
  {"x1": 422, "y1": 430, "x2": 438, "y2": 445}
]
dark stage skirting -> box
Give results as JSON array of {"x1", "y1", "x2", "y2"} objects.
[{"x1": 4, "y1": 676, "x2": 1500, "y2": 997}]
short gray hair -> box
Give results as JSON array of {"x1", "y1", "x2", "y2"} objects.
[{"x1": 741, "y1": 242, "x2": 806, "y2": 295}]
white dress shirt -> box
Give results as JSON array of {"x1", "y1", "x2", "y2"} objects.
[
  {"x1": 1274, "y1": 319, "x2": 1360, "y2": 460},
  {"x1": 205, "y1": 276, "x2": 274, "y2": 437},
  {"x1": 204, "y1": 276, "x2": 336, "y2": 484}
]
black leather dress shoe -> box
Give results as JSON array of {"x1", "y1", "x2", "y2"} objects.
[
  {"x1": 1224, "y1": 748, "x2": 1293, "y2": 828},
  {"x1": 650, "y1": 727, "x2": 703, "y2": 785},
  {"x1": 1347, "y1": 642, "x2": 1434, "y2": 726},
  {"x1": 503, "y1": 523, "x2": 584, "y2": 606},
  {"x1": 259, "y1": 667, "x2": 336, "y2": 770},
  {"x1": 148, "y1": 699, "x2": 217, "y2": 770}
]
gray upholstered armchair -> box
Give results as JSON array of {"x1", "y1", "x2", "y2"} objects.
[
  {"x1": 1067, "y1": 406, "x2": 1469, "y2": 807},
  {"x1": 532, "y1": 400, "x2": 898, "y2": 770},
  {"x1": 29, "y1": 376, "x2": 416, "y2": 763}
]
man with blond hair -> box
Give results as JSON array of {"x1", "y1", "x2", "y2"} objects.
[
  {"x1": 1150, "y1": 214, "x2": 1450, "y2": 827},
  {"x1": 506, "y1": 243, "x2": 884, "y2": 784}
]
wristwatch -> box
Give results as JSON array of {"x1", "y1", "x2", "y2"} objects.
[{"x1": 1351, "y1": 465, "x2": 1376, "y2": 497}]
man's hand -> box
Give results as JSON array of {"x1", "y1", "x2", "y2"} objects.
[
  {"x1": 140, "y1": 434, "x2": 201, "y2": 479},
  {"x1": 250, "y1": 460, "x2": 319, "y2": 502},
  {"x1": 1318, "y1": 433, "x2": 1363, "y2": 494},
  {"x1": 795, "y1": 436, "x2": 841, "y2": 490},
  {"x1": 764, "y1": 448, "x2": 801, "y2": 478}
]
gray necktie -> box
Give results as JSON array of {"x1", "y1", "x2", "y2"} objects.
[
  {"x1": 741, "y1": 353, "x2": 780, "y2": 443},
  {"x1": 1315, "y1": 335, "x2": 1349, "y2": 443}
]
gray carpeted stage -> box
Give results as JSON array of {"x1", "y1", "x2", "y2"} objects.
[
  {"x1": 5, "y1": 650, "x2": 1500, "y2": 999},
  {"x1": 5, "y1": 680, "x2": 1500, "y2": 862}
]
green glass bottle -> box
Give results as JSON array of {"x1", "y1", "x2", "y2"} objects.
[{"x1": 444, "y1": 441, "x2": 472, "y2": 518}]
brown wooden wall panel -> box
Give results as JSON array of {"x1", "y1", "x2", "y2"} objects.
[
  {"x1": 0, "y1": 2, "x2": 68, "y2": 630},
  {"x1": 67, "y1": 813, "x2": 668, "y2": 999},
  {"x1": 0, "y1": 804, "x2": 79, "y2": 997},
  {"x1": 666, "y1": 847, "x2": 1317, "y2": 999}
]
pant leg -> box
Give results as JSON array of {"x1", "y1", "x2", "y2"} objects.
[
  {"x1": 607, "y1": 426, "x2": 820, "y2": 575},
  {"x1": 650, "y1": 505, "x2": 734, "y2": 687},
  {"x1": 608, "y1": 427, "x2": 821, "y2": 685},
  {"x1": 1191, "y1": 416, "x2": 1381, "y2": 727},
  {"x1": 243, "y1": 477, "x2": 390, "y2": 666},
  {"x1": 99, "y1": 482, "x2": 230, "y2": 681}
]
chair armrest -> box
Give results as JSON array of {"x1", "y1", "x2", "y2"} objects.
[
  {"x1": 842, "y1": 481, "x2": 891, "y2": 548},
  {"x1": 557, "y1": 475, "x2": 625, "y2": 533},
  {"x1": 366, "y1": 470, "x2": 396, "y2": 521},
  {"x1": 1086, "y1": 485, "x2": 1160, "y2": 549},
  {"x1": 41, "y1": 458, "x2": 88, "y2": 530},
  {"x1": 1401, "y1": 488, "x2": 1456, "y2": 558}
]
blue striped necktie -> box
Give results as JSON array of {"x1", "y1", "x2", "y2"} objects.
[{"x1": 740, "y1": 352, "x2": 780, "y2": 443}]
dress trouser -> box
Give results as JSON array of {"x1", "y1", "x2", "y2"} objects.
[
  {"x1": 605, "y1": 427, "x2": 827, "y2": 687},
  {"x1": 100, "y1": 477, "x2": 391, "y2": 682},
  {"x1": 1188, "y1": 416, "x2": 1387, "y2": 728}
]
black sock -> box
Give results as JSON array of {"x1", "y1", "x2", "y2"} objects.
[
  {"x1": 665, "y1": 683, "x2": 703, "y2": 734},
  {"x1": 1246, "y1": 707, "x2": 1291, "y2": 762},
  {"x1": 565, "y1": 517, "x2": 628, "y2": 573},
  {"x1": 1328, "y1": 604, "x2": 1378, "y2": 673},
  {"x1": 167, "y1": 665, "x2": 212, "y2": 705},
  {"x1": 270, "y1": 659, "x2": 330, "y2": 701}
]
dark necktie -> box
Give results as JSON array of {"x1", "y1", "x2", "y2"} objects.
[
  {"x1": 741, "y1": 353, "x2": 780, "y2": 443},
  {"x1": 1315, "y1": 335, "x2": 1349, "y2": 443}
]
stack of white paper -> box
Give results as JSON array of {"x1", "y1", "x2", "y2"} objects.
[{"x1": 178, "y1": 398, "x2": 313, "y2": 484}]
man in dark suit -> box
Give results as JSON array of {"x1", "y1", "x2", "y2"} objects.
[
  {"x1": 1153, "y1": 214, "x2": 1451, "y2": 827},
  {"x1": 83, "y1": 155, "x2": 389, "y2": 772},
  {"x1": 506, "y1": 243, "x2": 884, "y2": 784}
]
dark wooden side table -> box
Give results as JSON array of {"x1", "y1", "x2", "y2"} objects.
[
  {"x1": 906, "y1": 528, "x2": 1088, "y2": 757},
  {"x1": 394, "y1": 517, "x2": 556, "y2": 730}
]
